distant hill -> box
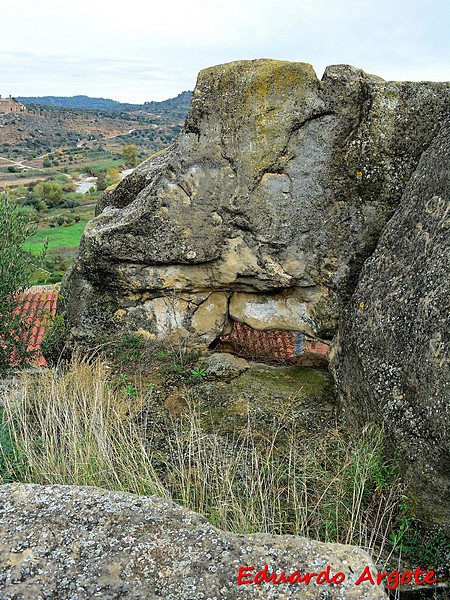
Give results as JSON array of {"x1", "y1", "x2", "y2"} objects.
[
  {"x1": 16, "y1": 91, "x2": 192, "y2": 112},
  {"x1": 144, "y1": 92, "x2": 192, "y2": 109},
  {"x1": 0, "y1": 91, "x2": 191, "y2": 162},
  {"x1": 16, "y1": 95, "x2": 120, "y2": 110}
]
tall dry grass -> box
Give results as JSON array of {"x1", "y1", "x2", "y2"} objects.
[
  {"x1": 0, "y1": 358, "x2": 402, "y2": 561},
  {"x1": 1, "y1": 358, "x2": 165, "y2": 497},
  {"x1": 164, "y1": 405, "x2": 402, "y2": 561}
]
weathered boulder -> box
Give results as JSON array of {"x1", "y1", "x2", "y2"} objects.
[
  {"x1": 330, "y1": 120, "x2": 450, "y2": 532},
  {"x1": 60, "y1": 59, "x2": 450, "y2": 348},
  {"x1": 0, "y1": 483, "x2": 387, "y2": 599}
]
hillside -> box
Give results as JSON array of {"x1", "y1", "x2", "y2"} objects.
[
  {"x1": 16, "y1": 91, "x2": 192, "y2": 113},
  {"x1": 0, "y1": 91, "x2": 192, "y2": 286},
  {"x1": 16, "y1": 95, "x2": 122, "y2": 110},
  {"x1": 0, "y1": 95, "x2": 191, "y2": 169}
]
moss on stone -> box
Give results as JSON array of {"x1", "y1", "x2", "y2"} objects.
[
  {"x1": 232, "y1": 365, "x2": 331, "y2": 397},
  {"x1": 194, "y1": 59, "x2": 319, "y2": 179},
  {"x1": 311, "y1": 296, "x2": 342, "y2": 340},
  {"x1": 186, "y1": 363, "x2": 336, "y2": 440}
]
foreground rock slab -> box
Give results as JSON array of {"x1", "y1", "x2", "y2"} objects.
[
  {"x1": 0, "y1": 483, "x2": 386, "y2": 599},
  {"x1": 331, "y1": 120, "x2": 450, "y2": 532}
]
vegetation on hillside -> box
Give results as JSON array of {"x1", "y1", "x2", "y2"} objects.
[
  {"x1": 0, "y1": 351, "x2": 401, "y2": 549},
  {"x1": 0, "y1": 91, "x2": 190, "y2": 283},
  {"x1": 3, "y1": 172, "x2": 98, "y2": 283},
  {"x1": 0, "y1": 91, "x2": 190, "y2": 169},
  {"x1": 16, "y1": 91, "x2": 192, "y2": 112}
]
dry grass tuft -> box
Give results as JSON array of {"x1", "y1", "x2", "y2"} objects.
[
  {"x1": 164, "y1": 405, "x2": 402, "y2": 561},
  {"x1": 1, "y1": 358, "x2": 402, "y2": 563},
  {"x1": 1, "y1": 358, "x2": 165, "y2": 497}
]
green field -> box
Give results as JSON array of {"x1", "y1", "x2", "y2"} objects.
[{"x1": 23, "y1": 219, "x2": 89, "y2": 254}]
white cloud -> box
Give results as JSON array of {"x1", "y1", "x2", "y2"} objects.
[{"x1": 0, "y1": 0, "x2": 448, "y2": 101}]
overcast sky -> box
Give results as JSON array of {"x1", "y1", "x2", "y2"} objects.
[{"x1": 1, "y1": 0, "x2": 449, "y2": 103}]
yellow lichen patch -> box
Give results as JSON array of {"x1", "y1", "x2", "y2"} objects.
[
  {"x1": 135, "y1": 328, "x2": 157, "y2": 340},
  {"x1": 195, "y1": 59, "x2": 320, "y2": 179}
]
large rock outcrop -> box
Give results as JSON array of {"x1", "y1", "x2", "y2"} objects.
[
  {"x1": 330, "y1": 120, "x2": 450, "y2": 532},
  {"x1": 61, "y1": 59, "x2": 450, "y2": 348},
  {"x1": 0, "y1": 483, "x2": 387, "y2": 599}
]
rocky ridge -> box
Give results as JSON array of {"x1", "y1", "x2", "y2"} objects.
[{"x1": 61, "y1": 59, "x2": 450, "y2": 349}]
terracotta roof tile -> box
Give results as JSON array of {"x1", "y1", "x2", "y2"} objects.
[
  {"x1": 12, "y1": 286, "x2": 59, "y2": 367},
  {"x1": 221, "y1": 321, "x2": 329, "y2": 361}
]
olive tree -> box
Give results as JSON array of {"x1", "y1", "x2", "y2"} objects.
[
  {"x1": 0, "y1": 192, "x2": 39, "y2": 371},
  {"x1": 122, "y1": 144, "x2": 138, "y2": 168}
]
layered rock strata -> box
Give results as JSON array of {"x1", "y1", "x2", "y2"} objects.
[{"x1": 61, "y1": 59, "x2": 450, "y2": 348}]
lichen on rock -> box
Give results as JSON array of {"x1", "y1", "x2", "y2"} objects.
[
  {"x1": 330, "y1": 119, "x2": 450, "y2": 533},
  {"x1": 0, "y1": 483, "x2": 388, "y2": 599},
  {"x1": 60, "y1": 59, "x2": 450, "y2": 350}
]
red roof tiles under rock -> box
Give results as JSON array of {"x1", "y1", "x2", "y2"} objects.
[
  {"x1": 220, "y1": 321, "x2": 329, "y2": 363},
  {"x1": 13, "y1": 286, "x2": 59, "y2": 367},
  {"x1": 11, "y1": 287, "x2": 328, "y2": 368}
]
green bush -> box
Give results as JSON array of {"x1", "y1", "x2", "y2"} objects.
[
  {"x1": 47, "y1": 214, "x2": 80, "y2": 227},
  {"x1": 33, "y1": 181, "x2": 64, "y2": 208},
  {"x1": 0, "y1": 192, "x2": 43, "y2": 371}
]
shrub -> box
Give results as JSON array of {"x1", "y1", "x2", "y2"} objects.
[
  {"x1": 0, "y1": 192, "x2": 42, "y2": 371},
  {"x1": 32, "y1": 181, "x2": 64, "y2": 208},
  {"x1": 123, "y1": 144, "x2": 138, "y2": 167},
  {"x1": 60, "y1": 199, "x2": 80, "y2": 209}
]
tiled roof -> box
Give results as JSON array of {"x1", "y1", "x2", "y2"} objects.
[
  {"x1": 221, "y1": 321, "x2": 329, "y2": 362},
  {"x1": 13, "y1": 286, "x2": 59, "y2": 367}
]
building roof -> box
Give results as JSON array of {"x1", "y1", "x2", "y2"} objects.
[
  {"x1": 0, "y1": 96, "x2": 26, "y2": 110},
  {"x1": 221, "y1": 321, "x2": 329, "y2": 362},
  {"x1": 13, "y1": 286, "x2": 59, "y2": 367}
]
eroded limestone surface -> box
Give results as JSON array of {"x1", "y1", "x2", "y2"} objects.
[
  {"x1": 61, "y1": 59, "x2": 450, "y2": 348},
  {"x1": 330, "y1": 120, "x2": 450, "y2": 533}
]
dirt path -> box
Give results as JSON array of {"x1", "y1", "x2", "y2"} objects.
[
  {"x1": 0, "y1": 156, "x2": 38, "y2": 170},
  {"x1": 105, "y1": 128, "x2": 136, "y2": 139}
]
